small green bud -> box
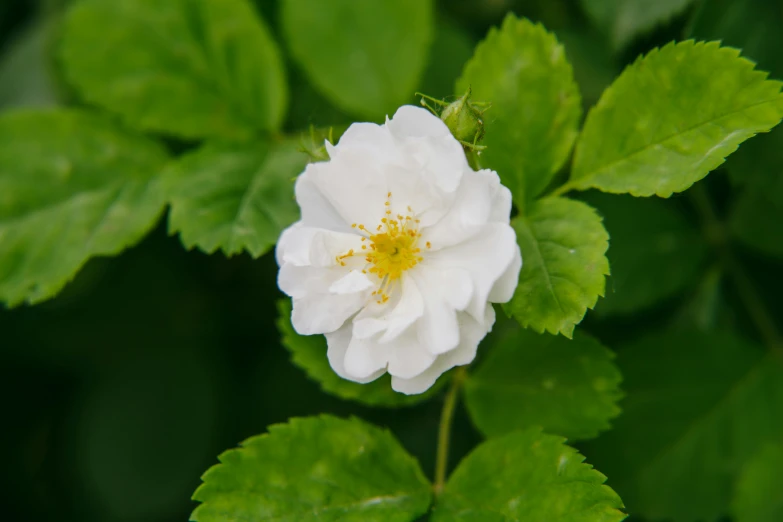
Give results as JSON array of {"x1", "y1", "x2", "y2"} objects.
[
  {"x1": 441, "y1": 91, "x2": 485, "y2": 143},
  {"x1": 417, "y1": 88, "x2": 491, "y2": 152}
]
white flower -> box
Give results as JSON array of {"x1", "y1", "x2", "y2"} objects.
[{"x1": 276, "y1": 106, "x2": 522, "y2": 394}]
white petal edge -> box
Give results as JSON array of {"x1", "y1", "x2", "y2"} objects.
[
  {"x1": 392, "y1": 307, "x2": 496, "y2": 395},
  {"x1": 352, "y1": 275, "x2": 425, "y2": 343},
  {"x1": 291, "y1": 290, "x2": 369, "y2": 336},
  {"x1": 411, "y1": 266, "x2": 473, "y2": 355},
  {"x1": 488, "y1": 244, "x2": 522, "y2": 303},
  {"x1": 325, "y1": 323, "x2": 385, "y2": 384},
  {"x1": 427, "y1": 222, "x2": 518, "y2": 321},
  {"x1": 329, "y1": 270, "x2": 374, "y2": 294},
  {"x1": 294, "y1": 173, "x2": 353, "y2": 233},
  {"x1": 277, "y1": 225, "x2": 362, "y2": 268},
  {"x1": 386, "y1": 105, "x2": 453, "y2": 139},
  {"x1": 420, "y1": 169, "x2": 498, "y2": 250}
]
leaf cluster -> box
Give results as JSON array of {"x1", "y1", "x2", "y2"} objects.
[{"x1": 3, "y1": 1, "x2": 783, "y2": 521}]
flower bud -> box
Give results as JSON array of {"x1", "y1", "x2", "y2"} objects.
[{"x1": 417, "y1": 88, "x2": 490, "y2": 150}]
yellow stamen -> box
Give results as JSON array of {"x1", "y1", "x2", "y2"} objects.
[{"x1": 335, "y1": 191, "x2": 428, "y2": 304}]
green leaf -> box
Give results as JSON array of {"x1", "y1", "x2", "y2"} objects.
[
  {"x1": 276, "y1": 300, "x2": 444, "y2": 407},
  {"x1": 420, "y1": 20, "x2": 475, "y2": 99},
  {"x1": 584, "y1": 192, "x2": 708, "y2": 315},
  {"x1": 280, "y1": 0, "x2": 434, "y2": 119},
  {"x1": 0, "y1": 21, "x2": 59, "y2": 110},
  {"x1": 581, "y1": 0, "x2": 696, "y2": 50},
  {"x1": 457, "y1": 15, "x2": 581, "y2": 204},
  {"x1": 0, "y1": 109, "x2": 169, "y2": 307},
  {"x1": 192, "y1": 415, "x2": 432, "y2": 522},
  {"x1": 731, "y1": 174, "x2": 783, "y2": 259},
  {"x1": 570, "y1": 41, "x2": 783, "y2": 197},
  {"x1": 464, "y1": 326, "x2": 622, "y2": 440},
  {"x1": 556, "y1": 27, "x2": 618, "y2": 108},
  {"x1": 506, "y1": 197, "x2": 609, "y2": 337},
  {"x1": 687, "y1": 0, "x2": 783, "y2": 187},
  {"x1": 732, "y1": 443, "x2": 783, "y2": 522},
  {"x1": 163, "y1": 140, "x2": 307, "y2": 258},
  {"x1": 584, "y1": 330, "x2": 783, "y2": 522},
  {"x1": 60, "y1": 0, "x2": 287, "y2": 140},
  {"x1": 431, "y1": 428, "x2": 626, "y2": 521}
]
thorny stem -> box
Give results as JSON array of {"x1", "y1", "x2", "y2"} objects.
[
  {"x1": 690, "y1": 184, "x2": 783, "y2": 356},
  {"x1": 434, "y1": 366, "x2": 467, "y2": 495}
]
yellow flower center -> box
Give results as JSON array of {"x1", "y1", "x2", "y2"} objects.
[
  {"x1": 367, "y1": 219, "x2": 421, "y2": 280},
  {"x1": 336, "y1": 192, "x2": 432, "y2": 304}
]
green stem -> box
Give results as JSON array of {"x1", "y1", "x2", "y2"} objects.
[
  {"x1": 690, "y1": 184, "x2": 783, "y2": 355},
  {"x1": 434, "y1": 367, "x2": 466, "y2": 495}
]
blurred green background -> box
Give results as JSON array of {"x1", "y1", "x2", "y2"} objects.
[{"x1": 2, "y1": 0, "x2": 782, "y2": 521}]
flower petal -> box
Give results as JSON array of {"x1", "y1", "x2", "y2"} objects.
[
  {"x1": 277, "y1": 225, "x2": 362, "y2": 267},
  {"x1": 388, "y1": 106, "x2": 466, "y2": 195},
  {"x1": 427, "y1": 222, "x2": 518, "y2": 321},
  {"x1": 325, "y1": 323, "x2": 385, "y2": 384},
  {"x1": 386, "y1": 105, "x2": 453, "y2": 139},
  {"x1": 488, "y1": 244, "x2": 522, "y2": 303},
  {"x1": 329, "y1": 270, "x2": 374, "y2": 294},
  {"x1": 392, "y1": 307, "x2": 495, "y2": 394},
  {"x1": 411, "y1": 266, "x2": 473, "y2": 355},
  {"x1": 335, "y1": 121, "x2": 398, "y2": 157},
  {"x1": 305, "y1": 146, "x2": 390, "y2": 227},
  {"x1": 295, "y1": 173, "x2": 352, "y2": 233},
  {"x1": 352, "y1": 275, "x2": 424, "y2": 342},
  {"x1": 343, "y1": 323, "x2": 439, "y2": 382},
  {"x1": 342, "y1": 335, "x2": 390, "y2": 380},
  {"x1": 278, "y1": 264, "x2": 338, "y2": 298},
  {"x1": 421, "y1": 169, "x2": 499, "y2": 249},
  {"x1": 487, "y1": 173, "x2": 513, "y2": 224},
  {"x1": 291, "y1": 288, "x2": 369, "y2": 335},
  {"x1": 385, "y1": 328, "x2": 438, "y2": 379}
]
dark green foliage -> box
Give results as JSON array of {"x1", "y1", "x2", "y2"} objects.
[
  {"x1": 732, "y1": 443, "x2": 783, "y2": 522},
  {"x1": 585, "y1": 331, "x2": 783, "y2": 521},
  {"x1": 584, "y1": 192, "x2": 708, "y2": 315},
  {"x1": 464, "y1": 325, "x2": 622, "y2": 440}
]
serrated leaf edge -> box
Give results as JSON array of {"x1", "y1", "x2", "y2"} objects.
[
  {"x1": 190, "y1": 414, "x2": 432, "y2": 521},
  {"x1": 571, "y1": 40, "x2": 783, "y2": 197},
  {"x1": 508, "y1": 197, "x2": 610, "y2": 337}
]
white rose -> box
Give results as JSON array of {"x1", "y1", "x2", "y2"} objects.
[{"x1": 276, "y1": 106, "x2": 522, "y2": 394}]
